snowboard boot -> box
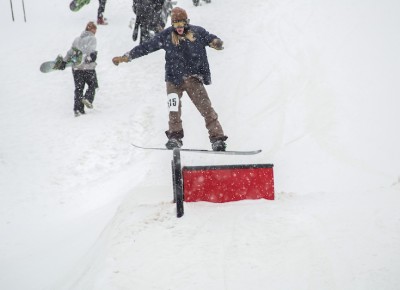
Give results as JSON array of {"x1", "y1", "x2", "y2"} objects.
[
  {"x1": 82, "y1": 98, "x2": 93, "y2": 109},
  {"x1": 74, "y1": 110, "x2": 86, "y2": 117},
  {"x1": 97, "y1": 16, "x2": 108, "y2": 25},
  {"x1": 211, "y1": 140, "x2": 227, "y2": 151},
  {"x1": 165, "y1": 138, "x2": 183, "y2": 149}
]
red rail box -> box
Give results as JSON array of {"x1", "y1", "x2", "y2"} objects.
[{"x1": 182, "y1": 164, "x2": 274, "y2": 203}]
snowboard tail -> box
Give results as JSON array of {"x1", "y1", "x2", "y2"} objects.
[
  {"x1": 40, "y1": 56, "x2": 72, "y2": 73},
  {"x1": 40, "y1": 49, "x2": 82, "y2": 73},
  {"x1": 40, "y1": 61, "x2": 57, "y2": 73},
  {"x1": 70, "y1": 0, "x2": 91, "y2": 12}
]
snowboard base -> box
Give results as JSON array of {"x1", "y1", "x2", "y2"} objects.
[
  {"x1": 70, "y1": 0, "x2": 91, "y2": 12},
  {"x1": 40, "y1": 56, "x2": 72, "y2": 73},
  {"x1": 40, "y1": 61, "x2": 58, "y2": 73},
  {"x1": 131, "y1": 143, "x2": 261, "y2": 155}
]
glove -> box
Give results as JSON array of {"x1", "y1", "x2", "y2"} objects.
[
  {"x1": 59, "y1": 61, "x2": 67, "y2": 70},
  {"x1": 85, "y1": 56, "x2": 92, "y2": 64},
  {"x1": 85, "y1": 52, "x2": 98, "y2": 63},
  {"x1": 209, "y1": 38, "x2": 224, "y2": 50},
  {"x1": 112, "y1": 55, "x2": 130, "y2": 66}
]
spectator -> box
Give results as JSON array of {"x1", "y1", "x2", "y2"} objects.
[{"x1": 132, "y1": 0, "x2": 165, "y2": 43}]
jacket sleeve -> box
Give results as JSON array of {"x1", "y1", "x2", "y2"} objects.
[
  {"x1": 197, "y1": 26, "x2": 219, "y2": 46},
  {"x1": 82, "y1": 36, "x2": 97, "y2": 63},
  {"x1": 63, "y1": 48, "x2": 74, "y2": 62},
  {"x1": 63, "y1": 39, "x2": 77, "y2": 62},
  {"x1": 88, "y1": 37, "x2": 97, "y2": 52},
  {"x1": 126, "y1": 32, "x2": 164, "y2": 60}
]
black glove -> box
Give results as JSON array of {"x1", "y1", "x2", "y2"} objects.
[
  {"x1": 84, "y1": 52, "x2": 98, "y2": 63},
  {"x1": 59, "y1": 61, "x2": 67, "y2": 70}
]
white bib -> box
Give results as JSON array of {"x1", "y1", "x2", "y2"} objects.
[{"x1": 167, "y1": 93, "x2": 179, "y2": 112}]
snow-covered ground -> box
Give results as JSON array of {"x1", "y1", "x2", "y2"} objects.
[{"x1": 1, "y1": 0, "x2": 400, "y2": 289}]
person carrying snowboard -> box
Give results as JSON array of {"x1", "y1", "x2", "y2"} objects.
[
  {"x1": 59, "y1": 21, "x2": 99, "y2": 117},
  {"x1": 112, "y1": 7, "x2": 228, "y2": 151}
]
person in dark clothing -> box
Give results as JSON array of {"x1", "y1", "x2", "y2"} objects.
[
  {"x1": 97, "y1": 0, "x2": 108, "y2": 25},
  {"x1": 132, "y1": 0, "x2": 165, "y2": 43},
  {"x1": 112, "y1": 7, "x2": 228, "y2": 151}
]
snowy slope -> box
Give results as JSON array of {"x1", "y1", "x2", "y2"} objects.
[{"x1": 1, "y1": 0, "x2": 400, "y2": 289}]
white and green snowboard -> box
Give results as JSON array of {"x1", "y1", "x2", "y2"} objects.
[
  {"x1": 70, "y1": 0, "x2": 90, "y2": 12},
  {"x1": 40, "y1": 49, "x2": 82, "y2": 73},
  {"x1": 40, "y1": 55, "x2": 71, "y2": 73}
]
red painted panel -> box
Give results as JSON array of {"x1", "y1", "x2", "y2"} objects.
[{"x1": 182, "y1": 165, "x2": 274, "y2": 203}]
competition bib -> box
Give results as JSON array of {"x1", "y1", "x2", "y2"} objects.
[{"x1": 167, "y1": 93, "x2": 179, "y2": 112}]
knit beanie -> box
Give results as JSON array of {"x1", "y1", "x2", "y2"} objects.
[{"x1": 171, "y1": 7, "x2": 188, "y2": 22}]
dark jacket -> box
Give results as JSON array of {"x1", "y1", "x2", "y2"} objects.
[
  {"x1": 133, "y1": 0, "x2": 164, "y2": 29},
  {"x1": 126, "y1": 25, "x2": 219, "y2": 85}
]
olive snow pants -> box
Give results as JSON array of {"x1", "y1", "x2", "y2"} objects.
[{"x1": 165, "y1": 77, "x2": 227, "y2": 143}]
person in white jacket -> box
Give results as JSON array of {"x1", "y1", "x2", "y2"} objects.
[{"x1": 60, "y1": 21, "x2": 98, "y2": 117}]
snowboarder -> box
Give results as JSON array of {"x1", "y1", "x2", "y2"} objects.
[
  {"x1": 132, "y1": 0, "x2": 165, "y2": 44},
  {"x1": 112, "y1": 7, "x2": 228, "y2": 151},
  {"x1": 59, "y1": 21, "x2": 99, "y2": 117}
]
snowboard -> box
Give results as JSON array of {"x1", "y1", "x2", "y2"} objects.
[
  {"x1": 70, "y1": 0, "x2": 90, "y2": 12},
  {"x1": 40, "y1": 49, "x2": 83, "y2": 73},
  {"x1": 40, "y1": 55, "x2": 72, "y2": 73},
  {"x1": 132, "y1": 19, "x2": 139, "y2": 42},
  {"x1": 131, "y1": 143, "x2": 262, "y2": 155}
]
